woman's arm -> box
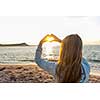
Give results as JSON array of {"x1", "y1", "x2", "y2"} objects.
[
  {"x1": 35, "y1": 34, "x2": 61, "y2": 76},
  {"x1": 35, "y1": 43, "x2": 57, "y2": 76}
]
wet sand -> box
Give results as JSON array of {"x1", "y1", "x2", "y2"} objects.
[{"x1": 0, "y1": 64, "x2": 100, "y2": 83}]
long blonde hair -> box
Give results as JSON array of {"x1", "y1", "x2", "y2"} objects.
[{"x1": 56, "y1": 34, "x2": 82, "y2": 83}]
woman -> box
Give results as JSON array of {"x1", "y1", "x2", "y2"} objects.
[{"x1": 35, "y1": 34, "x2": 90, "y2": 83}]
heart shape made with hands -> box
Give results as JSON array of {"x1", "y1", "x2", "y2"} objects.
[
  {"x1": 44, "y1": 34, "x2": 61, "y2": 42},
  {"x1": 45, "y1": 34, "x2": 55, "y2": 42}
]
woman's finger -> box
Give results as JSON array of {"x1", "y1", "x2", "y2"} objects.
[{"x1": 51, "y1": 34, "x2": 62, "y2": 42}]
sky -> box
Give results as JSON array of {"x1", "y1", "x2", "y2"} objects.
[{"x1": 0, "y1": 16, "x2": 100, "y2": 45}]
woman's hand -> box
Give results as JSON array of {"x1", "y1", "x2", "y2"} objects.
[
  {"x1": 39, "y1": 34, "x2": 62, "y2": 45},
  {"x1": 51, "y1": 34, "x2": 62, "y2": 43},
  {"x1": 39, "y1": 34, "x2": 49, "y2": 45}
]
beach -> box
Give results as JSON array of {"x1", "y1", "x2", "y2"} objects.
[
  {"x1": 0, "y1": 63, "x2": 100, "y2": 83},
  {"x1": 0, "y1": 64, "x2": 55, "y2": 83}
]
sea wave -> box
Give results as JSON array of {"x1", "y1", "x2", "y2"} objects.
[{"x1": 88, "y1": 59, "x2": 100, "y2": 63}]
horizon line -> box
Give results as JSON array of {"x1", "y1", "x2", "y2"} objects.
[{"x1": 0, "y1": 41, "x2": 100, "y2": 45}]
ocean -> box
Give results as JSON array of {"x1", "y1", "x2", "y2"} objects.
[{"x1": 0, "y1": 45, "x2": 100, "y2": 70}]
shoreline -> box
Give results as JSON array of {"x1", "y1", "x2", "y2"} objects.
[{"x1": 0, "y1": 64, "x2": 100, "y2": 83}]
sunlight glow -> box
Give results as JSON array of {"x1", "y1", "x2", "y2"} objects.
[
  {"x1": 45, "y1": 37, "x2": 55, "y2": 42},
  {"x1": 43, "y1": 42, "x2": 60, "y2": 48},
  {"x1": 43, "y1": 42, "x2": 60, "y2": 60}
]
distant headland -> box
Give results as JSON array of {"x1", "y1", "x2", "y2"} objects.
[{"x1": 0, "y1": 43, "x2": 29, "y2": 46}]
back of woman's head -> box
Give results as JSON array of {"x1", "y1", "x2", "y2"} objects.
[{"x1": 56, "y1": 34, "x2": 83, "y2": 83}]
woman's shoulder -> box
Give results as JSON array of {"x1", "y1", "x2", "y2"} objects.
[
  {"x1": 81, "y1": 57, "x2": 90, "y2": 73},
  {"x1": 80, "y1": 57, "x2": 90, "y2": 82},
  {"x1": 82, "y1": 57, "x2": 90, "y2": 69}
]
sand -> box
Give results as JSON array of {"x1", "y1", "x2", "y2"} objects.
[
  {"x1": 0, "y1": 63, "x2": 100, "y2": 83},
  {"x1": 0, "y1": 64, "x2": 55, "y2": 83}
]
